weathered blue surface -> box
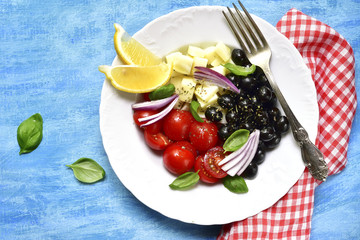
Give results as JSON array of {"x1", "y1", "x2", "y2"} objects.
[{"x1": 1, "y1": 0, "x2": 359, "y2": 239}]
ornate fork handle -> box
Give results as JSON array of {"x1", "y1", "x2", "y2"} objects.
[{"x1": 262, "y1": 65, "x2": 329, "y2": 181}]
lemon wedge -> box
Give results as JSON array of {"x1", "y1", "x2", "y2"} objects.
[
  {"x1": 98, "y1": 63, "x2": 172, "y2": 93},
  {"x1": 114, "y1": 23, "x2": 162, "y2": 66}
]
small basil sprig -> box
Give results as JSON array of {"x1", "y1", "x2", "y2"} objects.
[
  {"x1": 17, "y1": 113, "x2": 43, "y2": 155},
  {"x1": 223, "y1": 129, "x2": 250, "y2": 152},
  {"x1": 66, "y1": 158, "x2": 105, "y2": 183},
  {"x1": 149, "y1": 84, "x2": 175, "y2": 100},
  {"x1": 223, "y1": 63, "x2": 256, "y2": 76},
  {"x1": 169, "y1": 171, "x2": 200, "y2": 190},
  {"x1": 223, "y1": 175, "x2": 248, "y2": 193},
  {"x1": 190, "y1": 101, "x2": 204, "y2": 122}
]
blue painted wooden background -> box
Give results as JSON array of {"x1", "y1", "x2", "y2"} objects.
[{"x1": 1, "y1": 0, "x2": 359, "y2": 239}]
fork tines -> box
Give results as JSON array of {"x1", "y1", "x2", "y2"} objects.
[{"x1": 222, "y1": 0, "x2": 267, "y2": 54}]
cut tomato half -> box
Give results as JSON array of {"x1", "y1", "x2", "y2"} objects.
[
  {"x1": 194, "y1": 155, "x2": 219, "y2": 184},
  {"x1": 203, "y1": 146, "x2": 227, "y2": 179}
]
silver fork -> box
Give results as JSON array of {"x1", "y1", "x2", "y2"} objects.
[{"x1": 223, "y1": 1, "x2": 328, "y2": 181}]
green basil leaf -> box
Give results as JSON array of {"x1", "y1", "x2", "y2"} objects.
[
  {"x1": 223, "y1": 175, "x2": 248, "y2": 193},
  {"x1": 223, "y1": 63, "x2": 256, "y2": 76},
  {"x1": 223, "y1": 129, "x2": 250, "y2": 152},
  {"x1": 66, "y1": 158, "x2": 105, "y2": 183},
  {"x1": 149, "y1": 84, "x2": 175, "y2": 100},
  {"x1": 169, "y1": 171, "x2": 200, "y2": 190},
  {"x1": 17, "y1": 113, "x2": 43, "y2": 155},
  {"x1": 190, "y1": 101, "x2": 204, "y2": 122}
]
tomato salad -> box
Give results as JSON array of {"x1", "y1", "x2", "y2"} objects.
[{"x1": 132, "y1": 45, "x2": 289, "y2": 193}]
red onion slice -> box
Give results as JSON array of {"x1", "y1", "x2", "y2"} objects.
[
  {"x1": 138, "y1": 95, "x2": 179, "y2": 127},
  {"x1": 132, "y1": 94, "x2": 178, "y2": 111},
  {"x1": 194, "y1": 67, "x2": 240, "y2": 93},
  {"x1": 219, "y1": 130, "x2": 260, "y2": 177}
]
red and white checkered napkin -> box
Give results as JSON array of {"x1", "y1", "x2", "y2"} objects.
[{"x1": 218, "y1": 8, "x2": 356, "y2": 240}]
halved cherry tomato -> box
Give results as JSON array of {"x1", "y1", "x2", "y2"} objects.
[
  {"x1": 171, "y1": 141, "x2": 197, "y2": 158},
  {"x1": 163, "y1": 109, "x2": 194, "y2": 141},
  {"x1": 143, "y1": 92, "x2": 151, "y2": 101},
  {"x1": 203, "y1": 146, "x2": 227, "y2": 179},
  {"x1": 189, "y1": 121, "x2": 218, "y2": 152},
  {"x1": 194, "y1": 155, "x2": 219, "y2": 184},
  {"x1": 163, "y1": 143, "x2": 195, "y2": 175},
  {"x1": 144, "y1": 129, "x2": 171, "y2": 151},
  {"x1": 133, "y1": 110, "x2": 162, "y2": 134}
]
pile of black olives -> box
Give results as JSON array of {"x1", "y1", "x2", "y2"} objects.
[{"x1": 204, "y1": 49, "x2": 290, "y2": 179}]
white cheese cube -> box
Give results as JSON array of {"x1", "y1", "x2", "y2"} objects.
[
  {"x1": 210, "y1": 65, "x2": 230, "y2": 76},
  {"x1": 173, "y1": 54, "x2": 194, "y2": 75},
  {"x1": 179, "y1": 77, "x2": 197, "y2": 102},
  {"x1": 210, "y1": 56, "x2": 223, "y2": 67},
  {"x1": 204, "y1": 46, "x2": 217, "y2": 63},
  {"x1": 197, "y1": 94, "x2": 219, "y2": 109},
  {"x1": 191, "y1": 56, "x2": 208, "y2": 75},
  {"x1": 195, "y1": 83, "x2": 219, "y2": 102},
  {"x1": 166, "y1": 52, "x2": 182, "y2": 65},
  {"x1": 215, "y1": 41, "x2": 231, "y2": 62},
  {"x1": 187, "y1": 46, "x2": 206, "y2": 58},
  {"x1": 169, "y1": 76, "x2": 183, "y2": 95}
]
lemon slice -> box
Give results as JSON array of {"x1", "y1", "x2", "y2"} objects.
[
  {"x1": 114, "y1": 23, "x2": 162, "y2": 66},
  {"x1": 99, "y1": 63, "x2": 172, "y2": 93}
]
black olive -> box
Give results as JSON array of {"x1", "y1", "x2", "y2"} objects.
[
  {"x1": 231, "y1": 49, "x2": 251, "y2": 66},
  {"x1": 205, "y1": 107, "x2": 223, "y2": 122},
  {"x1": 218, "y1": 94, "x2": 235, "y2": 109},
  {"x1": 238, "y1": 76, "x2": 257, "y2": 92},
  {"x1": 260, "y1": 126, "x2": 276, "y2": 142},
  {"x1": 267, "y1": 107, "x2": 281, "y2": 123},
  {"x1": 254, "y1": 110, "x2": 269, "y2": 128},
  {"x1": 251, "y1": 66, "x2": 265, "y2": 78},
  {"x1": 256, "y1": 74, "x2": 269, "y2": 87},
  {"x1": 218, "y1": 124, "x2": 232, "y2": 141},
  {"x1": 238, "y1": 121, "x2": 255, "y2": 132},
  {"x1": 274, "y1": 116, "x2": 289, "y2": 134},
  {"x1": 252, "y1": 142, "x2": 266, "y2": 165},
  {"x1": 264, "y1": 133, "x2": 281, "y2": 149},
  {"x1": 257, "y1": 85, "x2": 273, "y2": 104},
  {"x1": 242, "y1": 162, "x2": 258, "y2": 179},
  {"x1": 238, "y1": 98, "x2": 252, "y2": 108},
  {"x1": 225, "y1": 109, "x2": 239, "y2": 123}
]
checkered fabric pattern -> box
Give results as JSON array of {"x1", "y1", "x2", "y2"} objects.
[{"x1": 217, "y1": 9, "x2": 356, "y2": 240}]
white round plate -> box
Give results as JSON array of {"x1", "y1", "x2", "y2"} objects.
[{"x1": 99, "y1": 6, "x2": 318, "y2": 225}]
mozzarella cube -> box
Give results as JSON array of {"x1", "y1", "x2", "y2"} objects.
[
  {"x1": 179, "y1": 77, "x2": 197, "y2": 102},
  {"x1": 173, "y1": 54, "x2": 194, "y2": 75},
  {"x1": 166, "y1": 52, "x2": 182, "y2": 65},
  {"x1": 204, "y1": 46, "x2": 217, "y2": 63},
  {"x1": 191, "y1": 56, "x2": 208, "y2": 75},
  {"x1": 187, "y1": 45, "x2": 206, "y2": 58},
  {"x1": 210, "y1": 65, "x2": 230, "y2": 76},
  {"x1": 169, "y1": 76, "x2": 183, "y2": 95},
  {"x1": 197, "y1": 94, "x2": 219, "y2": 109},
  {"x1": 195, "y1": 83, "x2": 219, "y2": 102},
  {"x1": 215, "y1": 41, "x2": 231, "y2": 62}
]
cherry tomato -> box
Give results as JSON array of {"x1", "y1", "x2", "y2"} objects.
[
  {"x1": 203, "y1": 146, "x2": 227, "y2": 179},
  {"x1": 163, "y1": 109, "x2": 194, "y2": 141},
  {"x1": 163, "y1": 144, "x2": 195, "y2": 175},
  {"x1": 189, "y1": 121, "x2": 219, "y2": 152},
  {"x1": 194, "y1": 155, "x2": 219, "y2": 184},
  {"x1": 172, "y1": 141, "x2": 197, "y2": 158},
  {"x1": 144, "y1": 129, "x2": 171, "y2": 151},
  {"x1": 133, "y1": 110, "x2": 162, "y2": 134}
]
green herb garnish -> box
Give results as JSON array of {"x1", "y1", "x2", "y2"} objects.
[
  {"x1": 190, "y1": 100, "x2": 204, "y2": 122},
  {"x1": 223, "y1": 129, "x2": 250, "y2": 152},
  {"x1": 223, "y1": 63, "x2": 256, "y2": 76},
  {"x1": 169, "y1": 171, "x2": 200, "y2": 190},
  {"x1": 223, "y1": 175, "x2": 248, "y2": 193},
  {"x1": 66, "y1": 158, "x2": 105, "y2": 183},
  {"x1": 149, "y1": 84, "x2": 175, "y2": 100},
  {"x1": 17, "y1": 113, "x2": 43, "y2": 155}
]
